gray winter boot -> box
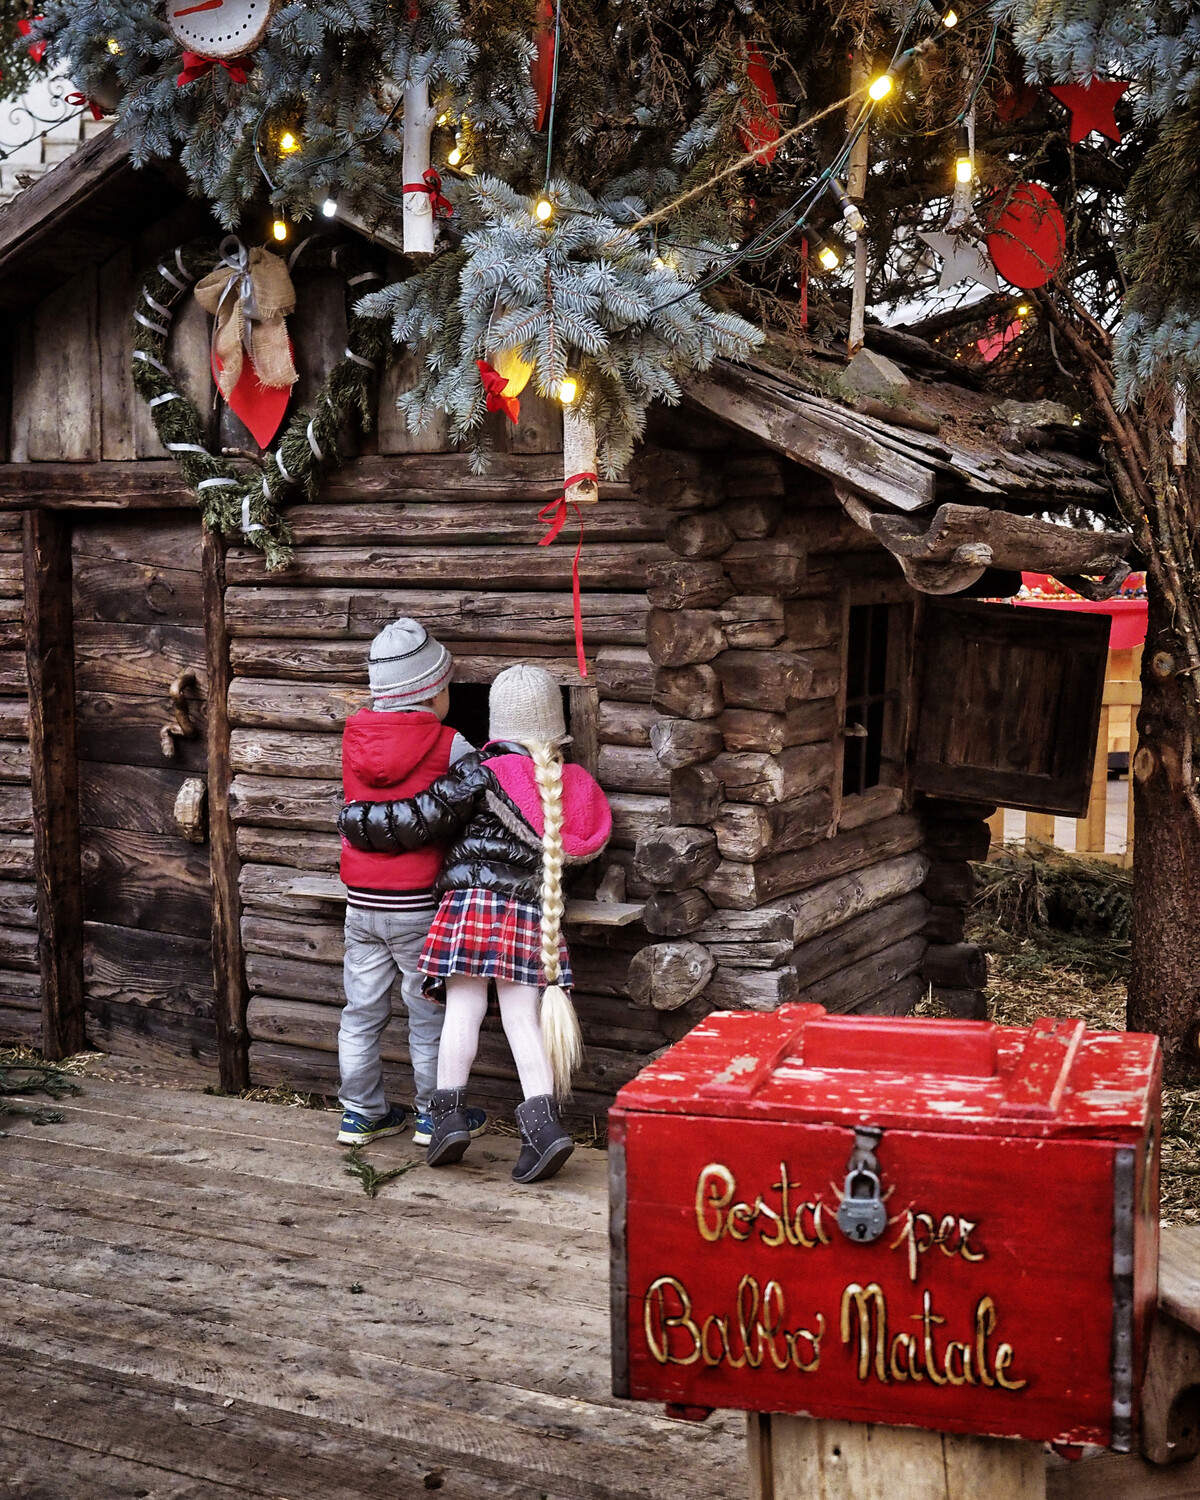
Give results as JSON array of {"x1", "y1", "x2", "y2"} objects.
[
  {"x1": 512, "y1": 1094, "x2": 574, "y2": 1184},
  {"x1": 426, "y1": 1087, "x2": 472, "y2": 1167}
]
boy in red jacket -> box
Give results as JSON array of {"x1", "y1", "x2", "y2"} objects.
[{"x1": 336, "y1": 619, "x2": 486, "y2": 1146}]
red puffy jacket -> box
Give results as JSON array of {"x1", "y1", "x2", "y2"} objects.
[{"x1": 339, "y1": 709, "x2": 458, "y2": 890}]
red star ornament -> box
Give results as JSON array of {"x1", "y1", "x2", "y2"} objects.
[{"x1": 1046, "y1": 79, "x2": 1130, "y2": 144}]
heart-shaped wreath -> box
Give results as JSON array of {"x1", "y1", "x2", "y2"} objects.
[{"x1": 132, "y1": 234, "x2": 394, "y2": 570}]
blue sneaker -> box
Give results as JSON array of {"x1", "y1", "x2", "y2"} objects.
[
  {"x1": 337, "y1": 1105, "x2": 408, "y2": 1145},
  {"x1": 412, "y1": 1107, "x2": 487, "y2": 1146}
]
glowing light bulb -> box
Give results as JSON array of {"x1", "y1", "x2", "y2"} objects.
[
  {"x1": 437, "y1": 112, "x2": 450, "y2": 126},
  {"x1": 279, "y1": 131, "x2": 299, "y2": 153},
  {"x1": 447, "y1": 146, "x2": 463, "y2": 167},
  {"x1": 941, "y1": 8, "x2": 958, "y2": 25},
  {"x1": 953, "y1": 124, "x2": 972, "y2": 185},
  {"x1": 558, "y1": 376, "x2": 578, "y2": 405},
  {"x1": 106, "y1": 37, "x2": 121, "y2": 54},
  {"x1": 868, "y1": 73, "x2": 893, "y2": 102},
  {"x1": 321, "y1": 198, "x2": 338, "y2": 218},
  {"x1": 534, "y1": 195, "x2": 554, "y2": 223},
  {"x1": 272, "y1": 218, "x2": 288, "y2": 242},
  {"x1": 818, "y1": 244, "x2": 840, "y2": 271},
  {"x1": 1017, "y1": 303, "x2": 1031, "y2": 316}
]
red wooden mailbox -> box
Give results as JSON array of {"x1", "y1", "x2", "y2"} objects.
[{"x1": 609, "y1": 1005, "x2": 1161, "y2": 1451}]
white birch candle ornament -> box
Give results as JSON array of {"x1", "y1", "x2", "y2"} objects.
[
  {"x1": 401, "y1": 78, "x2": 437, "y2": 255},
  {"x1": 563, "y1": 408, "x2": 599, "y2": 505}
]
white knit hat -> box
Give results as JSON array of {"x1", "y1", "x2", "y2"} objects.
[
  {"x1": 489, "y1": 664, "x2": 569, "y2": 745},
  {"x1": 368, "y1": 619, "x2": 453, "y2": 709}
]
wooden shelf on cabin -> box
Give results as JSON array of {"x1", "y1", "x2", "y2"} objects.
[{"x1": 284, "y1": 875, "x2": 643, "y2": 927}]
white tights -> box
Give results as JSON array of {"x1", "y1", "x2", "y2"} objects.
[{"x1": 436, "y1": 975, "x2": 555, "y2": 1100}]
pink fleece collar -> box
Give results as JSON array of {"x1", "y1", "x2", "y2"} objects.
[{"x1": 484, "y1": 753, "x2": 611, "y2": 860}]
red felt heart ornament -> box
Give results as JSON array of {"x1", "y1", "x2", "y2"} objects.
[
  {"x1": 737, "y1": 44, "x2": 780, "y2": 165},
  {"x1": 214, "y1": 345, "x2": 293, "y2": 449},
  {"x1": 984, "y1": 182, "x2": 1066, "y2": 290}
]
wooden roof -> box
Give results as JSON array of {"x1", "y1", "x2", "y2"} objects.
[{"x1": 687, "y1": 355, "x2": 1111, "y2": 516}]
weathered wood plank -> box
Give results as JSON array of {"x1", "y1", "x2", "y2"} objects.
[
  {"x1": 72, "y1": 558, "x2": 205, "y2": 625},
  {"x1": 81, "y1": 827, "x2": 212, "y2": 940},
  {"x1": 282, "y1": 500, "x2": 659, "y2": 547},
  {"x1": 705, "y1": 812, "x2": 924, "y2": 910},
  {"x1": 0, "y1": 739, "x2": 29, "y2": 783},
  {"x1": 74, "y1": 622, "x2": 208, "y2": 697},
  {"x1": 225, "y1": 587, "x2": 648, "y2": 645},
  {"x1": 230, "y1": 728, "x2": 344, "y2": 779},
  {"x1": 236, "y1": 826, "x2": 342, "y2": 870},
  {"x1": 229, "y1": 774, "x2": 342, "y2": 831},
  {"x1": 0, "y1": 879, "x2": 36, "y2": 928},
  {"x1": 83, "y1": 920, "x2": 213, "y2": 1018},
  {"x1": 229, "y1": 683, "x2": 367, "y2": 732},
  {"x1": 225, "y1": 543, "x2": 670, "y2": 591},
  {"x1": 0, "y1": 835, "x2": 35, "y2": 879},
  {"x1": 86, "y1": 999, "x2": 219, "y2": 1071},
  {"x1": 76, "y1": 689, "x2": 208, "y2": 771},
  {"x1": 204, "y1": 526, "x2": 250, "y2": 1090},
  {"x1": 24, "y1": 509, "x2": 86, "y2": 1056},
  {"x1": 230, "y1": 639, "x2": 585, "y2": 684},
  {"x1": 12, "y1": 266, "x2": 102, "y2": 463},
  {"x1": 78, "y1": 761, "x2": 194, "y2": 835},
  {"x1": 72, "y1": 513, "x2": 205, "y2": 573}
]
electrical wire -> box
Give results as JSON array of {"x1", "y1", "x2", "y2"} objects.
[{"x1": 542, "y1": 0, "x2": 563, "y2": 194}]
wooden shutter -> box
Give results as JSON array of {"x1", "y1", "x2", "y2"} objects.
[{"x1": 910, "y1": 599, "x2": 1111, "y2": 816}]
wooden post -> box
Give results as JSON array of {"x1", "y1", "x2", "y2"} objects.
[
  {"x1": 23, "y1": 507, "x2": 86, "y2": 1058},
  {"x1": 846, "y1": 57, "x2": 869, "y2": 354},
  {"x1": 202, "y1": 524, "x2": 250, "y2": 1091},
  {"x1": 1025, "y1": 812, "x2": 1056, "y2": 852},
  {"x1": 748, "y1": 1413, "x2": 1046, "y2": 1499},
  {"x1": 1074, "y1": 704, "x2": 1110, "y2": 854}
]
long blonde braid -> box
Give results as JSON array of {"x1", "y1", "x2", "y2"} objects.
[{"x1": 530, "y1": 741, "x2": 582, "y2": 1097}]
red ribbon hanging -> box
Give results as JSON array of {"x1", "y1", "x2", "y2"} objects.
[
  {"x1": 65, "y1": 90, "x2": 107, "y2": 121},
  {"x1": 537, "y1": 477, "x2": 596, "y2": 678},
  {"x1": 476, "y1": 359, "x2": 520, "y2": 423},
  {"x1": 176, "y1": 51, "x2": 248, "y2": 87},
  {"x1": 17, "y1": 18, "x2": 46, "y2": 64},
  {"x1": 401, "y1": 167, "x2": 453, "y2": 219}
]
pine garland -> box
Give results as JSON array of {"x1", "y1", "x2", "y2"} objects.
[{"x1": 132, "y1": 234, "x2": 392, "y2": 570}]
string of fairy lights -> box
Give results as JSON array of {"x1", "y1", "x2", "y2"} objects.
[{"x1": 242, "y1": 0, "x2": 1015, "y2": 405}]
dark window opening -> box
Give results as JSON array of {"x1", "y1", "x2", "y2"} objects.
[
  {"x1": 842, "y1": 603, "x2": 903, "y2": 798},
  {"x1": 445, "y1": 679, "x2": 571, "y2": 752}
]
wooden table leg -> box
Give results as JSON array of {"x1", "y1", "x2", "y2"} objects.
[{"x1": 748, "y1": 1413, "x2": 1046, "y2": 1499}]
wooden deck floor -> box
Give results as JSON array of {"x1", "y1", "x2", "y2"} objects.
[
  {"x1": 0, "y1": 1071, "x2": 746, "y2": 1500},
  {"x1": 3, "y1": 1069, "x2": 1200, "y2": 1499}
]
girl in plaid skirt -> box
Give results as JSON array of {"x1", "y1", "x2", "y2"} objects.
[{"x1": 339, "y1": 664, "x2": 611, "y2": 1183}]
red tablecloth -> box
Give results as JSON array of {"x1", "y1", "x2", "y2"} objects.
[{"x1": 1014, "y1": 573, "x2": 1147, "y2": 650}]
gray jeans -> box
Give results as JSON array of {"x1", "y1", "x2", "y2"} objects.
[{"x1": 339, "y1": 905, "x2": 444, "y2": 1118}]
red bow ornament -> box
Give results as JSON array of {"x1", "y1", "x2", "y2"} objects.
[
  {"x1": 537, "y1": 477, "x2": 597, "y2": 678},
  {"x1": 477, "y1": 359, "x2": 520, "y2": 424},
  {"x1": 177, "y1": 51, "x2": 248, "y2": 87},
  {"x1": 18, "y1": 18, "x2": 46, "y2": 64},
  {"x1": 65, "y1": 91, "x2": 108, "y2": 120},
  {"x1": 402, "y1": 167, "x2": 453, "y2": 220}
]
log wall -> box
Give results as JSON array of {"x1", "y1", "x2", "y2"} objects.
[
  {"x1": 225, "y1": 453, "x2": 681, "y2": 1124},
  {"x1": 0, "y1": 511, "x2": 36, "y2": 1046},
  {"x1": 0, "y1": 223, "x2": 950, "y2": 1097},
  {"x1": 624, "y1": 442, "x2": 930, "y2": 1031}
]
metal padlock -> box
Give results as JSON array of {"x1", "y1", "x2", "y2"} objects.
[{"x1": 836, "y1": 1167, "x2": 888, "y2": 1244}]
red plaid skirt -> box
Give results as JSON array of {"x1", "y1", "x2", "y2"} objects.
[{"x1": 419, "y1": 889, "x2": 574, "y2": 989}]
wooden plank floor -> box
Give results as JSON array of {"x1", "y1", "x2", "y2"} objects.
[
  {"x1": 0, "y1": 1074, "x2": 746, "y2": 1500},
  {"x1": 4, "y1": 1070, "x2": 1200, "y2": 1499}
]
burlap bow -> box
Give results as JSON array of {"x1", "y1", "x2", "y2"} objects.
[{"x1": 194, "y1": 236, "x2": 296, "y2": 398}]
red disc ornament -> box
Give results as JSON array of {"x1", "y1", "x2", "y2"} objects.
[
  {"x1": 531, "y1": 0, "x2": 555, "y2": 133},
  {"x1": 985, "y1": 182, "x2": 1066, "y2": 290},
  {"x1": 736, "y1": 44, "x2": 780, "y2": 165},
  {"x1": 1047, "y1": 79, "x2": 1129, "y2": 144}
]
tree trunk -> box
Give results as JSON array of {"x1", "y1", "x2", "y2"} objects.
[{"x1": 1129, "y1": 581, "x2": 1200, "y2": 1081}]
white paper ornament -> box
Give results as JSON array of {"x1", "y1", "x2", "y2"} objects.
[{"x1": 166, "y1": 0, "x2": 274, "y2": 59}]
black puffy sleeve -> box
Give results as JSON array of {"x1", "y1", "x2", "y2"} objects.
[{"x1": 337, "y1": 753, "x2": 488, "y2": 852}]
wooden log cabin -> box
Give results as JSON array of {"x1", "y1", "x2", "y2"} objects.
[{"x1": 0, "y1": 130, "x2": 1133, "y2": 1121}]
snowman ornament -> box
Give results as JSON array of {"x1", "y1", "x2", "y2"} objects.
[{"x1": 165, "y1": 0, "x2": 273, "y2": 58}]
